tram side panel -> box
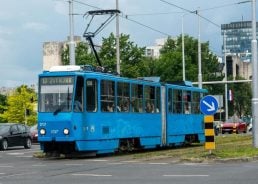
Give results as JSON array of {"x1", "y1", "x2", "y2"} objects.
[
  {"x1": 75, "y1": 112, "x2": 162, "y2": 154},
  {"x1": 165, "y1": 86, "x2": 205, "y2": 146}
]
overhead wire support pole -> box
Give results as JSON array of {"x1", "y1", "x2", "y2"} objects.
[
  {"x1": 251, "y1": 0, "x2": 258, "y2": 148},
  {"x1": 223, "y1": 32, "x2": 229, "y2": 121},
  {"x1": 197, "y1": 9, "x2": 202, "y2": 89},
  {"x1": 116, "y1": 0, "x2": 120, "y2": 75},
  {"x1": 69, "y1": 0, "x2": 76, "y2": 65},
  {"x1": 182, "y1": 13, "x2": 186, "y2": 81}
]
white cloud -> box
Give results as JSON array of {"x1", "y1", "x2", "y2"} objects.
[
  {"x1": 0, "y1": 26, "x2": 13, "y2": 37},
  {"x1": 22, "y1": 22, "x2": 48, "y2": 32}
]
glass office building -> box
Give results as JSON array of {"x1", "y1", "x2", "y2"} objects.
[{"x1": 221, "y1": 21, "x2": 258, "y2": 54}]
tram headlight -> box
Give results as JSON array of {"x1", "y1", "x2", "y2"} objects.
[
  {"x1": 63, "y1": 128, "x2": 69, "y2": 135},
  {"x1": 40, "y1": 128, "x2": 46, "y2": 135}
]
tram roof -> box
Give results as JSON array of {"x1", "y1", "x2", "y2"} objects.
[{"x1": 41, "y1": 65, "x2": 207, "y2": 91}]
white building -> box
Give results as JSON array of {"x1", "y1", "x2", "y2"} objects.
[
  {"x1": 43, "y1": 42, "x2": 64, "y2": 71},
  {"x1": 145, "y1": 38, "x2": 167, "y2": 58},
  {"x1": 224, "y1": 55, "x2": 252, "y2": 80},
  {"x1": 42, "y1": 36, "x2": 82, "y2": 71}
]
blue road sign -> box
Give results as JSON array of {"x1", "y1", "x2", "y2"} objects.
[{"x1": 200, "y1": 95, "x2": 219, "y2": 115}]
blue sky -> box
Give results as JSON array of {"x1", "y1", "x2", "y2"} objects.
[{"x1": 0, "y1": 0, "x2": 253, "y2": 87}]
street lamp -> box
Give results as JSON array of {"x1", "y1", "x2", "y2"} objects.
[{"x1": 197, "y1": 9, "x2": 202, "y2": 89}]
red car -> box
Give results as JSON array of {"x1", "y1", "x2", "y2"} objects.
[
  {"x1": 221, "y1": 118, "x2": 247, "y2": 134},
  {"x1": 30, "y1": 124, "x2": 38, "y2": 143}
]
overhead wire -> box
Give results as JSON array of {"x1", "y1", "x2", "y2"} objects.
[
  {"x1": 73, "y1": 0, "x2": 101, "y2": 10},
  {"x1": 159, "y1": 0, "x2": 221, "y2": 28},
  {"x1": 121, "y1": 14, "x2": 171, "y2": 36},
  {"x1": 125, "y1": 11, "x2": 183, "y2": 17},
  {"x1": 56, "y1": 0, "x2": 239, "y2": 46},
  {"x1": 72, "y1": 0, "x2": 172, "y2": 37}
]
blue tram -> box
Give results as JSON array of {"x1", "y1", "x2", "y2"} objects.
[{"x1": 38, "y1": 65, "x2": 207, "y2": 155}]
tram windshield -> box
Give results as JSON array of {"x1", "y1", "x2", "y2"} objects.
[{"x1": 39, "y1": 76, "x2": 74, "y2": 113}]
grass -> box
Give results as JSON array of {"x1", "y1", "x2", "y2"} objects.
[
  {"x1": 131, "y1": 134, "x2": 258, "y2": 162},
  {"x1": 34, "y1": 134, "x2": 258, "y2": 162}
]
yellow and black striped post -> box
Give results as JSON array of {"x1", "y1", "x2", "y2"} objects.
[{"x1": 204, "y1": 115, "x2": 215, "y2": 150}]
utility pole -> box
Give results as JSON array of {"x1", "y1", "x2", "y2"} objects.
[
  {"x1": 251, "y1": 0, "x2": 258, "y2": 148},
  {"x1": 116, "y1": 0, "x2": 120, "y2": 74},
  {"x1": 69, "y1": 0, "x2": 76, "y2": 65},
  {"x1": 223, "y1": 32, "x2": 229, "y2": 121},
  {"x1": 197, "y1": 9, "x2": 202, "y2": 89},
  {"x1": 182, "y1": 14, "x2": 186, "y2": 81}
]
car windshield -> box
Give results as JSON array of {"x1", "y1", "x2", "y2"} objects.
[
  {"x1": 225, "y1": 118, "x2": 244, "y2": 123},
  {"x1": 0, "y1": 125, "x2": 10, "y2": 134},
  {"x1": 39, "y1": 76, "x2": 74, "y2": 113}
]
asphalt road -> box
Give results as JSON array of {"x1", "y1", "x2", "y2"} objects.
[{"x1": 0, "y1": 144, "x2": 258, "y2": 184}]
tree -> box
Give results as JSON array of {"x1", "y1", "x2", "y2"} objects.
[
  {"x1": 99, "y1": 33, "x2": 146, "y2": 77},
  {"x1": 2, "y1": 85, "x2": 37, "y2": 126},
  {"x1": 157, "y1": 35, "x2": 224, "y2": 93},
  {"x1": 0, "y1": 94, "x2": 7, "y2": 122},
  {"x1": 228, "y1": 76, "x2": 252, "y2": 117},
  {"x1": 61, "y1": 42, "x2": 95, "y2": 66}
]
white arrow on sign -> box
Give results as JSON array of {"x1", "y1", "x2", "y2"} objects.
[{"x1": 202, "y1": 100, "x2": 215, "y2": 112}]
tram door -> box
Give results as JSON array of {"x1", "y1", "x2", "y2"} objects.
[{"x1": 161, "y1": 86, "x2": 166, "y2": 146}]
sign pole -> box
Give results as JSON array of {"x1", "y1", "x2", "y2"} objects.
[{"x1": 200, "y1": 95, "x2": 218, "y2": 153}]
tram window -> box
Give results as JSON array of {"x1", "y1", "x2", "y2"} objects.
[
  {"x1": 173, "y1": 89, "x2": 182, "y2": 114},
  {"x1": 168, "y1": 89, "x2": 172, "y2": 113},
  {"x1": 74, "y1": 76, "x2": 84, "y2": 112},
  {"x1": 156, "y1": 87, "x2": 160, "y2": 113},
  {"x1": 86, "y1": 79, "x2": 97, "y2": 112},
  {"x1": 144, "y1": 86, "x2": 156, "y2": 113},
  {"x1": 183, "y1": 90, "x2": 191, "y2": 114},
  {"x1": 131, "y1": 84, "x2": 143, "y2": 113},
  {"x1": 101, "y1": 80, "x2": 115, "y2": 112},
  {"x1": 117, "y1": 82, "x2": 130, "y2": 112},
  {"x1": 192, "y1": 92, "x2": 201, "y2": 114},
  {"x1": 39, "y1": 76, "x2": 74, "y2": 113}
]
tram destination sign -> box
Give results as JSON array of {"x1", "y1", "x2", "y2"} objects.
[
  {"x1": 40, "y1": 76, "x2": 74, "y2": 85},
  {"x1": 200, "y1": 95, "x2": 219, "y2": 115}
]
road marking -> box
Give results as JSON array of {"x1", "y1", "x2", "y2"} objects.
[
  {"x1": 16, "y1": 156, "x2": 33, "y2": 158},
  {"x1": 163, "y1": 174, "x2": 209, "y2": 177},
  {"x1": 121, "y1": 160, "x2": 140, "y2": 163},
  {"x1": 86, "y1": 159, "x2": 108, "y2": 162},
  {"x1": 7, "y1": 153, "x2": 24, "y2": 155},
  {"x1": 0, "y1": 172, "x2": 36, "y2": 179},
  {"x1": 148, "y1": 163, "x2": 168, "y2": 165},
  {"x1": 0, "y1": 165, "x2": 13, "y2": 168},
  {"x1": 178, "y1": 163, "x2": 210, "y2": 166},
  {"x1": 107, "y1": 162, "x2": 124, "y2": 165},
  {"x1": 0, "y1": 173, "x2": 5, "y2": 175},
  {"x1": 72, "y1": 173, "x2": 112, "y2": 177}
]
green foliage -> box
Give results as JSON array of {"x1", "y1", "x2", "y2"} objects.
[
  {"x1": 228, "y1": 76, "x2": 252, "y2": 117},
  {"x1": 1, "y1": 85, "x2": 37, "y2": 126},
  {"x1": 156, "y1": 51, "x2": 183, "y2": 82},
  {"x1": 0, "y1": 94, "x2": 7, "y2": 122},
  {"x1": 61, "y1": 42, "x2": 95, "y2": 66},
  {"x1": 158, "y1": 35, "x2": 223, "y2": 85},
  {"x1": 99, "y1": 33, "x2": 146, "y2": 77}
]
